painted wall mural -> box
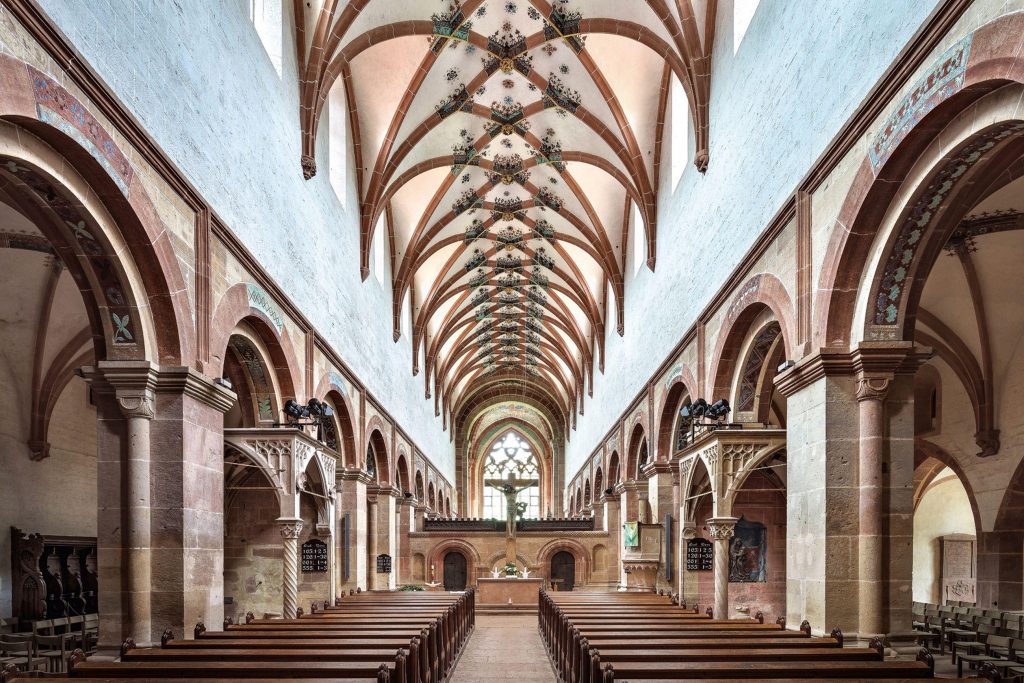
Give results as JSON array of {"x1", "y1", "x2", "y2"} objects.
[{"x1": 728, "y1": 517, "x2": 767, "y2": 583}]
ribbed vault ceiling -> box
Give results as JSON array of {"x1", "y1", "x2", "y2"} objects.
[{"x1": 296, "y1": 0, "x2": 716, "y2": 436}]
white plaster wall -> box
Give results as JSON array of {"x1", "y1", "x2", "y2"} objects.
[
  {"x1": 913, "y1": 472, "x2": 975, "y2": 603},
  {"x1": 28, "y1": 0, "x2": 941, "y2": 481},
  {"x1": 567, "y1": 0, "x2": 940, "y2": 473},
  {"x1": 34, "y1": 0, "x2": 455, "y2": 476},
  {"x1": 0, "y1": 376, "x2": 97, "y2": 617}
]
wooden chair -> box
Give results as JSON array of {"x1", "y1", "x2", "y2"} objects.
[
  {"x1": 0, "y1": 637, "x2": 46, "y2": 674},
  {"x1": 82, "y1": 615, "x2": 98, "y2": 653},
  {"x1": 35, "y1": 633, "x2": 73, "y2": 672},
  {"x1": 954, "y1": 622, "x2": 1000, "y2": 664},
  {"x1": 28, "y1": 621, "x2": 51, "y2": 638},
  {"x1": 958, "y1": 634, "x2": 1011, "y2": 677}
]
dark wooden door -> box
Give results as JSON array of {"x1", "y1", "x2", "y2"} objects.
[
  {"x1": 551, "y1": 551, "x2": 575, "y2": 591},
  {"x1": 443, "y1": 552, "x2": 467, "y2": 591}
]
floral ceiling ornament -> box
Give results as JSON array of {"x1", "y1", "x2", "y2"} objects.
[
  {"x1": 453, "y1": 190, "x2": 483, "y2": 216},
  {"x1": 496, "y1": 254, "x2": 523, "y2": 272},
  {"x1": 464, "y1": 248, "x2": 486, "y2": 271},
  {"x1": 542, "y1": 73, "x2": 581, "y2": 113},
  {"x1": 488, "y1": 153, "x2": 530, "y2": 186},
  {"x1": 535, "y1": 187, "x2": 564, "y2": 212},
  {"x1": 465, "y1": 220, "x2": 487, "y2": 243},
  {"x1": 544, "y1": 1, "x2": 585, "y2": 53},
  {"x1": 495, "y1": 224, "x2": 525, "y2": 251},
  {"x1": 532, "y1": 220, "x2": 556, "y2": 240},
  {"x1": 431, "y1": 4, "x2": 471, "y2": 53},
  {"x1": 436, "y1": 84, "x2": 472, "y2": 120}
]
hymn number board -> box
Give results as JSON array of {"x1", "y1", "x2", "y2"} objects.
[
  {"x1": 301, "y1": 539, "x2": 328, "y2": 573},
  {"x1": 686, "y1": 538, "x2": 713, "y2": 571},
  {"x1": 376, "y1": 553, "x2": 392, "y2": 574}
]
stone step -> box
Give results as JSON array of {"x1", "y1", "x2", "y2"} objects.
[{"x1": 476, "y1": 604, "x2": 537, "y2": 615}]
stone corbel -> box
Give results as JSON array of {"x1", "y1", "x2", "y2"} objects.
[
  {"x1": 681, "y1": 525, "x2": 698, "y2": 540},
  {"x1": 705, "y1": 517, "x2": 738, "y2": 540},
  {"x1": 975, "y1": 429, "x2": 1001, "y2": 458},
  {"x1": 278, "y1": 518, "x2": 304, "y2": 539},
  {"x1": 28, "y1": 439, "x2": 50, "y2": 461},
  {"x1": 315, "y1": 523, "x2": 332, "y2": 538}
]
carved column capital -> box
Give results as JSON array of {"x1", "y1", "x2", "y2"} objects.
[
  {"x1": 681, "y1": 526, "x2": 698, "y2": 540},
  {"x1": 277, "y1": 518, "x2": 303, "y2": 539},
  {"x1": 116, "y1": 391, "x2": 156, "y2": 420},
  {"x1": 855, "y1": 375, "x2": 891, "y2": 402},
  {"x1": 706, "y1": 516, "x2": 738, "y2": 540}
]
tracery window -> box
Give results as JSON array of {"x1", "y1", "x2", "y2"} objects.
[
  {"x1": 366, "y1": 444, "x2": 377, "y2": 480},
  {"x1": 483, "y1": 432, "x2": 540, "y2": 519}
]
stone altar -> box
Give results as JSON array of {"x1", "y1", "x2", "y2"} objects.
[{"x1": 477, "y1": 577, "x2": 545, "y2": 606}]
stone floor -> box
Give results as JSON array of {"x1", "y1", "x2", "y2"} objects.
[{"x1": 449, "y1": 613, "x2": 556, "y2": 682}]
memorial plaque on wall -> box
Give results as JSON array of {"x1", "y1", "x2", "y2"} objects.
[
  {"x1": 686, "y1": 538, "x2": 713, "y2": 571},
  {"x1": 301, "y1": 539, "x2": 328, "y2": 572},
  {"x1": 941, "y1": 534, "x2": 977, "y2": 603},
  {"x1": 376, "y1": 553, "x2": 392, "y2": 574}
]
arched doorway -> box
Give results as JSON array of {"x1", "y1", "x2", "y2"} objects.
[
  {"x1": 551, "y1": 551, "x2": 576, "y2": 591},
  {"x1": 443, "y1": 552, "x2": 467, "y2": 591}
]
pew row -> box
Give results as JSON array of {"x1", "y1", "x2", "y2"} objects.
[
  {"x1": 60, "y1": 590, "x2": 475, "y2": 683},
  {"x1": 538, "y1": 590, "x2": 938, "y2": 682}
]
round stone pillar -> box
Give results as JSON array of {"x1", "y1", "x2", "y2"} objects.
[
  {"x1": 116, "y1": 390, "x2": 155, "y2": 645},
  {"x1": 707, "y1": 517, "x2": 738, "y2": 620},
  {"x1": 856, "y1": 374, "x2": 891, "y2": 637},
  {"x1": 278, "y1": 518, "x2": 303, "y2": 619}
]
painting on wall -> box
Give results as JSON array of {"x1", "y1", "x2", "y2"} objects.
[
  {"x1": 623, "y1": 521, "x2": 639, "y2": 548},
  {"x1": 728, "y1": 517, "x2": 766, "y2": 582}
]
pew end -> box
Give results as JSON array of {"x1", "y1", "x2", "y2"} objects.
[
  {"x1": 161, "y1": 629, "x2": 174, "y2": 647},
  {"x1": 830, "y1": 627, "x2": 844, "y2": 648}
]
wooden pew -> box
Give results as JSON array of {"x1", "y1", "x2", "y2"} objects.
[
  {"x1": 538, "y1": 590, "x2": 938, "y2": 682},
  {"x1": 61, "y1": 589, "x2": 475, "y2": 683}
]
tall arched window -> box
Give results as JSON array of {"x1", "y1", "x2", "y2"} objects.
[
  {"x1": 366, "y1": 443, "x2": 377, "y2": 481},
  {"x1": 483, "y1": 432, "x2": 540, "y2": 519}
]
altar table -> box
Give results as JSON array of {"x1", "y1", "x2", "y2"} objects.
[{"x1": 477, "y1": 577, "x2": 545, "y2": 605}]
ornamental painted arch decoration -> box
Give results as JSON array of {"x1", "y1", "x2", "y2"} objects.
[
  {"x1": 0, "y1": 54, "x2": 193, "y2": 364},
  {"x1": 815, "y1": 11, "x2": 1024, "y2": 348}
]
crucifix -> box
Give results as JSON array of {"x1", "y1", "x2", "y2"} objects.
[{"x1": 485, "y1": 470, "x2": 538, "y2": 563}]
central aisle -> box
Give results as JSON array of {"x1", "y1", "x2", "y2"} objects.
[{"x1": 449, "y1": 613, "x2": 557, "y2": 682}]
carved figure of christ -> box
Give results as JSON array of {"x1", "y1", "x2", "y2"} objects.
[{"x1": 484, "y1": 471, "x2": 538, "y2": 539}]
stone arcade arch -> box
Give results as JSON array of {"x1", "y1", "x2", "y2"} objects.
[
  {"x1": 658, "y1": 375, "x2": 695, "y2": 460},
  {"x1": 782, "y1": 14, "x2": 1024, "y2": 635},
  {"x1": 0, "y1": 58, "x2": 226, "y2": 650},
  {"x1": 364, "y1": 428, "x2": 397, "y2": 590},
  {"x1": 220, "y1": 316, "x2": 337, "y2": 620}
]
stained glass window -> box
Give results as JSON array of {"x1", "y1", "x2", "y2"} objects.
[{"x1": 483, "y1": 432, "x2": 540, "y2": 519}]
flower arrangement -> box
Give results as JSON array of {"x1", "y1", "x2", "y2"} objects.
[{"x1": 504, "y1": 562, "x2": 519, "y2": 577}]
